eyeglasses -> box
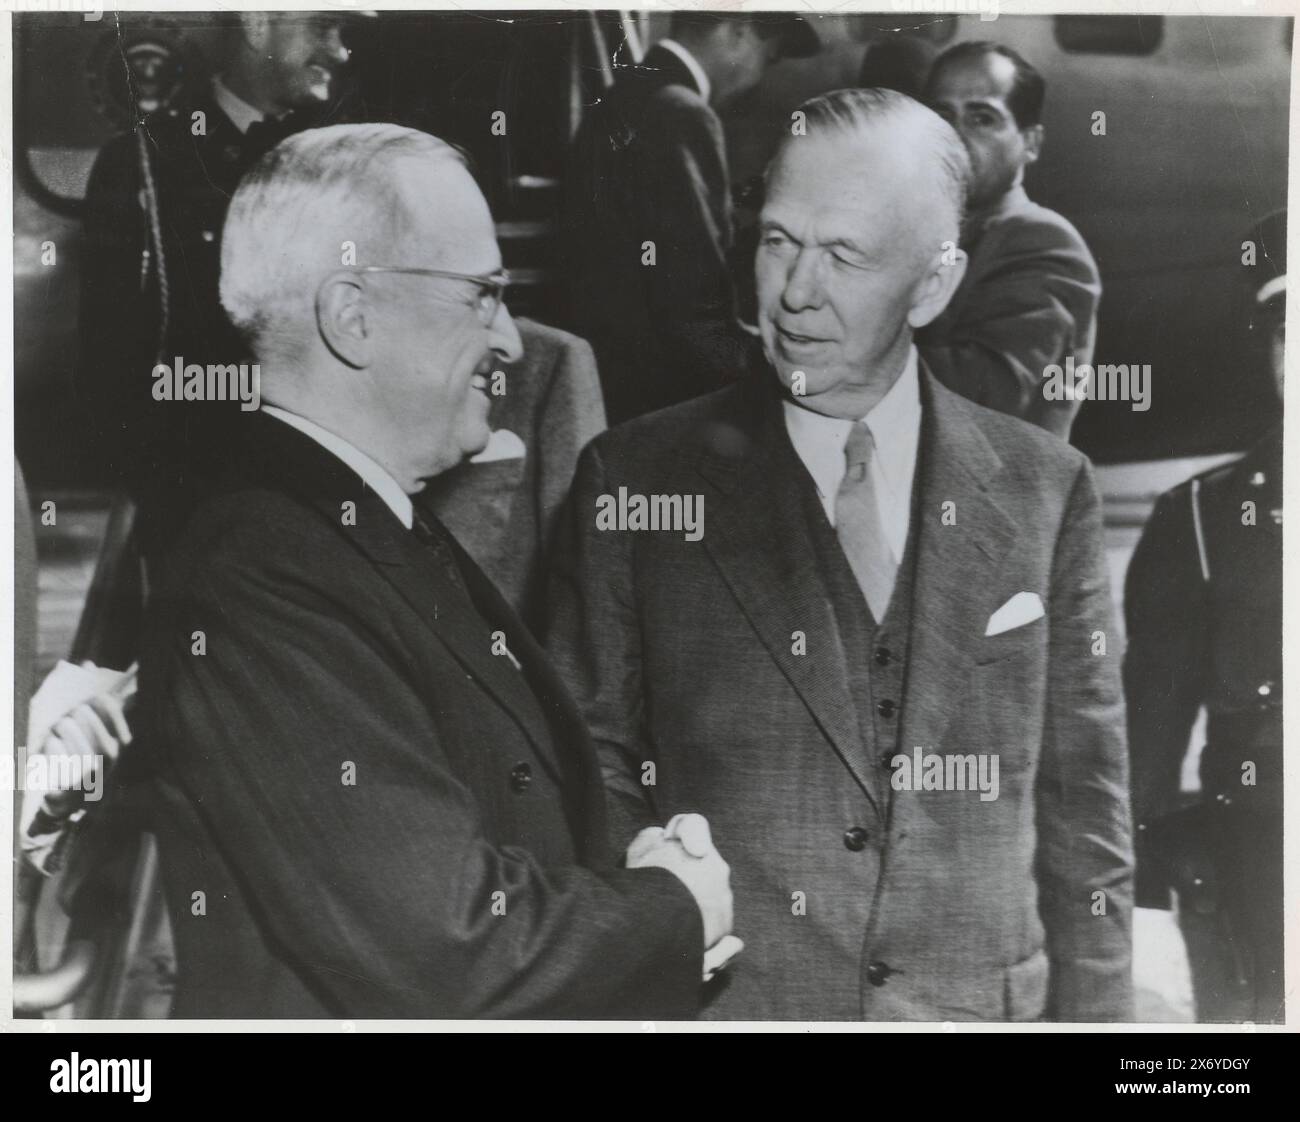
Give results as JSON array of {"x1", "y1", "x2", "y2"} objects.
[{"x1": 348, "y1": 266, "x2": 511, "y2": 325}]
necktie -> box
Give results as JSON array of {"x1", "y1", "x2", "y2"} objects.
[
  {"x1": 834, "y1": 421, "x2": 897, "y2": 621},
  {"x1": 412, "y1": 512, "x2": 467, "y2": 593}
]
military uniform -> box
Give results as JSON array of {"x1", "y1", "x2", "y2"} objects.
[
  {"x1": 77, "y1": 90, "x2": 316, "y2": 499},
  {"x1": 1124, "y1": 425, "x2": 1283, "y2": 1022}
]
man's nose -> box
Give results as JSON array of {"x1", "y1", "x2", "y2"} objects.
[
  {"x1": 781, "y1": 248, "x2": 825, "y2": 312},
  {"x1": 489, "y1": 303, "x2": 524, "y2": 365},
  {"x1": 320, "y1": 25, "x2": 351, "y2": 66}
]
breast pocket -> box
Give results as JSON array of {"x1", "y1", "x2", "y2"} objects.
[{"x1": 974, "y1": 615, "x2": 1046, "y2": 667}]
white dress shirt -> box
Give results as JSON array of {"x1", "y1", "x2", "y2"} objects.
[
  {"x1": 655, "y1": 38, "x2": 711, "y2": 103},
  {"x1": 261, "y1": 405, "x2": 414, "y2": 530},
  {"x1": 782, "y1": 348, "x2": 922, "y2": 562}
]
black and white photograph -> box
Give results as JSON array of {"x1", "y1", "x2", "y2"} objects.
[{"x1": 5, "y1": 1, "x2": 1294, "y2": 1040}]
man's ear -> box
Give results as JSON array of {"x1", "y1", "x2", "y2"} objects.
[
  {"x1": 907, "y1": 243, "x2": 968, "y2": 330},
  {"x1": 1022, "y1": 123, "x2": 1044, "y2": 166},
  {"x1": 315, "y1": 272, "x2": 372, "y2": 370}
]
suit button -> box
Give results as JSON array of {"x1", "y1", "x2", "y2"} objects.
[
  {"x1": 843, "y1": 826, "x2": 869, "y2": 851},
  {"x1": 866, "y1": 961, "x2": 894, "y2": 986},
  {"x1": 876, "y1": 699, "x2": 897, "y2": 718},
  {"x1": 874, "y1": 646, "x2": 892, "y2": 666},
  {"x1": 880, "y1": 751, "x2": 894, "y2": 769},
  {"x1": 509, "y1": 763, "x2": 532, "y2": 793}
]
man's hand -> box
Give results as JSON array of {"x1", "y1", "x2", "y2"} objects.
[{"x1": 626, "y1": 814, "x2": 737, "y2": 955}]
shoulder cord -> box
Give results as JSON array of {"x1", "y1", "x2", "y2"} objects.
[
  {"x1": 1189, "y1": 478, "x2": 1211, "y2": 583},
  {"x1": 134, "y1": 124, "x2": 171, "y2": 368}
]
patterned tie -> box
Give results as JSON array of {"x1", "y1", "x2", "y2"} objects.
[{"x1": 834, "y1": 421, "x2": 897, "y2": 621}]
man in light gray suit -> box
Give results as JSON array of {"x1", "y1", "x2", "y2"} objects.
[{"x1": 548, "y1": 89, "x2": 1133, "y2": 1021}]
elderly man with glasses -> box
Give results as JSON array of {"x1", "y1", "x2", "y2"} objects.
[{"x1": 138, "y1": 123, "x2": 738, "y2": 1019}]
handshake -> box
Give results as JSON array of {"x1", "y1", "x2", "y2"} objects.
[{"x1": 626, "y1": 813, "x2": 742, "y2": 982}]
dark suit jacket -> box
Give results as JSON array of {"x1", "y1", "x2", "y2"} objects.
[
  {"x1": 919, "y1": 185, "x2": 1101, "y2": 440},
  {"x1": 547, "y1": 363, "x2": 1133, "y2": 1021},
  {"x1": 563, "y1": 43, "x2": 752, "y2": 424},
  {"x1": 140, "y1": 411, "x2": 701, "y2": 1018},
  {"x1": 420, "y1": 319, "x2": 605, "y2": 632},
  {"x1": 77, "y1": 94, "x2": 320, "y2": 491}
]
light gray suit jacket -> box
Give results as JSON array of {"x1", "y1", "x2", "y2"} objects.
[
  {"x1": 547, "y1": 363, "x2": 1133, "y2": 1021},
  {"x1": 422, "y1": 318, "x2": 606, "y2": 632}
]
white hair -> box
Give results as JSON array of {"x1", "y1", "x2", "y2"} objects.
[
  {"x1": 220, "y1": 123, "x2": 468, "y2": 353},
  {"x1": 772, "y1": 87, "x2": 970, "y2": 245}
]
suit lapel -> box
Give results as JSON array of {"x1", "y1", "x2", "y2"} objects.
[
  {"x1": 899, "y1": 370, "x2": 1019, "y2": 755},
  {"x1": 245, "y1": 413, "x2": 570, "y2": 787},
  {"x1": 691, "y1": 382, "x2": 885, "y2": 810}
]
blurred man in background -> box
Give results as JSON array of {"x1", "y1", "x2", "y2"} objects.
[
  {"x1": 563, "y1": 14, "x2": 817, "y2": 424},
  {"x1": 920, "y1": 41, "x2": 1100, "y2": 440},
  {"x1": 1125, "y1": 211, "x2": 1285, "y2": 1024},
  {"x1": 77, "y1": 11, "x2": 359, "y2": 498}
]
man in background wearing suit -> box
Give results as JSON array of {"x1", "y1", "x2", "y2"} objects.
[
  {"x1": 421, "y1": 318, "x2": 605, "y2": 632},
  {"x1": 78, "y1": 11, "x2": 362, "y2": 494},
  {"x1": 920, "y1": 41, "x2": 1101, "y2": 440},
  {"x1": 141, "y1": 124, "x2": 737, "y2": 1018},
  {"x1": 563, "y1": 14, "x2": 817, "y2": 424},
  {"x1": 549, "y1": 89, "x2": 1133, "y2": 1021}
]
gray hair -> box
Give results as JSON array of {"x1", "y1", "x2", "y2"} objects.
[
  {"x1": 220, "y1": 123, "x2": 469, "y2": 351},
  {"x1": 773, "y1": 87, "x2": 970, "y2": 244}
]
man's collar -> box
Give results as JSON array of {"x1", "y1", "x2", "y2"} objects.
[
  {"x1": 260, "y1": 405, "x2": 415, "y2": 529},
  {"x1": 968, "y1": 182, "x2": 1030, "y2": 241},
  {"x1": 211, "y1": 74, "x2": 274, "y2": 136},
  {"x1": 780, "y1": 347, "x2": 921, "y2": 477},
  {"x1": 655, "y1": 38, "x2": 711, "y2": 103}
]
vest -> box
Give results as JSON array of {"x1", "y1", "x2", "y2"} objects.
[{"x1": 797, "y1": 446, "x2": 924, "y2": 801}]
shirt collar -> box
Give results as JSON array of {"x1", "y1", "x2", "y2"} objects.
[
  {"x1": 781, "y1": 346, "x2": 922, "y2": 503},
  {"x1": 211, "y1": 74, "x2": 273, "y2": 136},
  {"x1": 261, "y1": 405, "x2": 415, "y2": 530},
  {"x1": 656, "y1": 38, "x2": 711, "y2": 103}
]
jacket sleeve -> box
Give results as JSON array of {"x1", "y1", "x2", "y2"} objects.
[
  {"x1": 147, "y1": 543, "x2": 702, "y2": 1019},
  {"x1": 1122, "y1": 487, "x2": 1210, "y2": 909},
  {"x1": 635, "y1": 95, "x2": 751, "y2": 397},
  {"x1": 545, "y1": 440, "x2": 662, "y2": 849},
  {"x1": 1036, "y1": 458, "x2": 1135, "y2": 1021},
  {"x1": 919, "y1": 217, "x2": 1101, "y2": 435}
]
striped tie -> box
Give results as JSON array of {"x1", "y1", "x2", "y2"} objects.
[{"x1": 834, "y1": 421, "x2": 897, "y2": 621}]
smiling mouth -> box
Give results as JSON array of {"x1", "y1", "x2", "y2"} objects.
[{"x1": 777, "y1": 326, "x2": 830, "y2": 348}]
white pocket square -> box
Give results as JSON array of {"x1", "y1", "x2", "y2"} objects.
[
  {"x1": 470, "y1": 428, "x2": 526, "y2": 464},
  {"x1": 984, "y1": 591, "x2": 1045, "y2": 636}
]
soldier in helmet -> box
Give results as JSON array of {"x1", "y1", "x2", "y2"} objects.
[{"x1": 1124, "y1": 210, "x2": 1285, "y2": 1023}]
